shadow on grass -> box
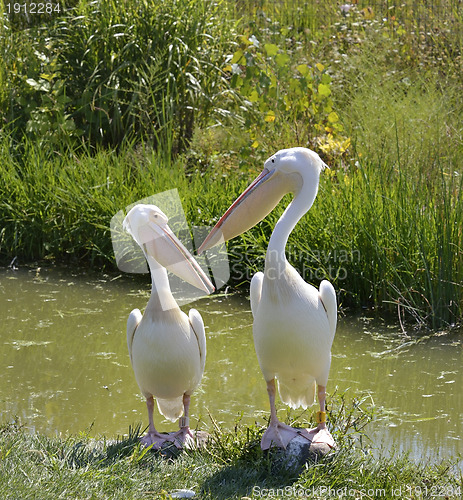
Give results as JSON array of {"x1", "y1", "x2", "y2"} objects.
[
  {"x1": 200, "y1": 460, "x2": 301, "y2": 499},
  {"x1": 198, "y1": 423, "x2": 318, "y2": 500}
]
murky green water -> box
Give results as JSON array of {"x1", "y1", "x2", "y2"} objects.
[{"x1": 1, "y1": 267, "x2": 461, "y2": 466}]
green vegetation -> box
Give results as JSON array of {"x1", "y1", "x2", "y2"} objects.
[
  {"x1": 1, "y1": 0, "x2": 234, "y2": 150},
  {"x1": 1, "y1": 0, "x2": 462, "y2": 330},
  {"x1": 1, "y1": 395, "x2": 461, "y2": 499}
]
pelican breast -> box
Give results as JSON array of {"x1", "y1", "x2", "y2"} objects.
[
  {"x1": 253, "y1": 265, "x2": 333, "y2": 383},
  {"x1": 131, "y1": 309, "x2": 202, "y2": 400}
]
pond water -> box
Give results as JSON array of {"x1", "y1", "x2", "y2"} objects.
[{"x1": 1, "y1": 266, "x2": 462, "y2": 468}]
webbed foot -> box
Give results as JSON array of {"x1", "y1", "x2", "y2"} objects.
[{"x1": 140, "y1": 431, "x2": 172, "y2": 449}]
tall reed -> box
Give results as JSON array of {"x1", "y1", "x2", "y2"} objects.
[{"x1": 0, "y1": 0, "x2": 235, "y2": 151}]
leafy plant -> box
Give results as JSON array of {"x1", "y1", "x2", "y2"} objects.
[
  {"x1": 21, "y1": 51, "x2": 81, "y2": 148},
  {"x1": 225, "y1": 34, "x2": 351, "y2": 160},
  {"x1": 0, "y1": 0, "x2": 236, "y2": 152}
]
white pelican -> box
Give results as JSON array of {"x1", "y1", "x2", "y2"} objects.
[
  {"x1": 199, "y1": 147, "x2": 337, "y2": 450},
  {"x1": 124, "y1": 204, "x2": 214, "y2": 448}
]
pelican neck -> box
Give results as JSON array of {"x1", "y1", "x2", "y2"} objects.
[
  {"x1": 146, "y1": 255, "x2": 179, "y2": 312},
  {"x1": 265, "y1": 174, "x2": 319, "y2": 271}
]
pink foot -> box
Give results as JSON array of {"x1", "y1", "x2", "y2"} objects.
[
  {"x1": 306, "y1": 426, "x2": 335, "y2": 448},
  {"x1": 261, "y1": 421, "x2": 310, "y2": 450},
  {"x1": 261, "y1": 423, "x2": 335, "y2": 451},
  {"x1": 140, "y1": 431, "x2": 172, "y2": 449},
  {"x1": 164, "y1": 426, "x2": 196, "y2": 450}
]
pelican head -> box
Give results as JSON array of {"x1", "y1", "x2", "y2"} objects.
[
  {"x1": 198, "y1": 147, "x2": 328, "y2": 253},
  {"x1": 124, "y1": 204, "x2": 214, "y2": 294}
]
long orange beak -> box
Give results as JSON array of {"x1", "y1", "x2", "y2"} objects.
[
  {"x1": 143, "y1": 223, "x2": 215, "y2": 294},
  {"x1": 198, "y1": 167, "x2": 294, "y2": 253}
]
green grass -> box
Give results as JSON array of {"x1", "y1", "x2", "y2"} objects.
[
  {"x1": 0, "y1": 137, "x2": 244, "y2": 265},
  {"x1": 1, "y1": 395, "x2": 461, "y2": 499}
]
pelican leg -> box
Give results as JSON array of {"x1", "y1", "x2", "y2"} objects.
[
  {"x1": 306, "y1": 384, "x2": 335, "y2": 449},
  {"x1": 316, "y1": 385, "x2": 327, "y2": 431},
  {"x1": 140, "y1": 396, "x2": 171, "y2": 449},
  {"x1": 305, "y1": 384, "x2": 328, "y2": 434},
  {"x1": 261, "y1": 379, "x2": 307, "y2": 450},
  {"x1": 164, "y1": 394, "x2": 196, "y2": 449}
]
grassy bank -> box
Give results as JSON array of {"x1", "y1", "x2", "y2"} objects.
[
  {"x1": 1, "y1": 396, "x2": 461, "y2": 499},
  {"x1": 0, "y1": 0, "x2": 462, "y2": 329}
]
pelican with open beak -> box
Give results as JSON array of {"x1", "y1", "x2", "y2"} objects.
[
  {"x1": 199, "y1": 147, "x2": 337, "y2": 450},
  {"x1": 124, "y1": 204, "x2": 214, "y2": 448}
]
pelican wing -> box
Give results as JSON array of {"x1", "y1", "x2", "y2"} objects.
[
  {"x1": 188, "y1": 308, "x2": 206, "y2": 376},
  {"x1": 319, "y1": 280, "x2": 337, "y2": 341},
  {"x1": 126, "y1": 308, "x2": 142, "y2": 365},
  {"x1": 250, "y1": 271, "x2": 264, "y2": 318}
]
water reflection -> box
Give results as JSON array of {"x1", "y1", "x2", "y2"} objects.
[{"x1": 0, "y1": 266, "x2": 461, "y2": 467}]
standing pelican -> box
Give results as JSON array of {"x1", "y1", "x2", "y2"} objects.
[
  {"x1": 124, "y1": 204, "x2": 214, "y2": 448},
  {"x1": 199, "y1": 148, "x2": 336, "y2": 450}
]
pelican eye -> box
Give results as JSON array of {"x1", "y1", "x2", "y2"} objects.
[{"x1": 271, "y1": 158, "x2": 275, "y2": 163}]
